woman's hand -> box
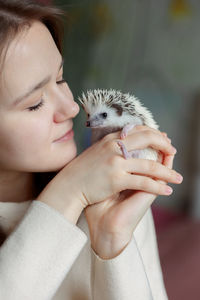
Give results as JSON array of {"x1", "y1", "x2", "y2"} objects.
[
  {"x1": 37, "y1": 125, "x2": 181, "y2": 225},
  {"x1": 84, "y1": 126, "x2": 182, "y2": 259}
]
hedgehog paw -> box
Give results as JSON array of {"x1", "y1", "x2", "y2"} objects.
[
  {"x1": 120, "y1": 123, "x2": 136, "y2": 139},
  {"x1": 117, "y1": 140, "x2": 132, "y2": 160}
]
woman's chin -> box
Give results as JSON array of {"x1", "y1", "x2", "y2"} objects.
[{"x1": 32, "y1": 144, "x2": 78, "y2": 173}]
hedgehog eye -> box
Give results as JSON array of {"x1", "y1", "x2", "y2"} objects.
[{"x1": 101, "y1": 112, "x2": 107, "y2": 119}]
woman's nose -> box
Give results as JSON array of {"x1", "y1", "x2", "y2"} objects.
[
  {"x1": 53, "y1": 100, "x2": 80, "y2": 123},
  {"x1": 53, "y1": 85, "x2": 80, "y2": 123}
]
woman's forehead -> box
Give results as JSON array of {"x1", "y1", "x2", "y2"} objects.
[{"x1": 0, "y1": 21, "x2": 60, "y2": 105}]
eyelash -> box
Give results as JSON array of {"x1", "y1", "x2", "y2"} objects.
[{"x1": 27, "y1": 78, "x2": 67, "y2": 112}]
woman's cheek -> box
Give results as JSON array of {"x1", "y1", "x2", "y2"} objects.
[{"x1": 24, "y1": 114, "x2": 48, "y2": 138}]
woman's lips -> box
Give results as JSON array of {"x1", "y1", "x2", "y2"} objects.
[{"x1": 54, "y1": 128, "x2": 74, "y2": 142}]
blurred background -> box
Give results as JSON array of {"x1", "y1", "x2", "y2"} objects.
[{"x1": 42, "y1": 0, "x2": 200, "y2": 299}]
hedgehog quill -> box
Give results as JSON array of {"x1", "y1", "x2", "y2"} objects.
[{"x1": 78, "y1": 89, "x2": 159, "y2": 161}]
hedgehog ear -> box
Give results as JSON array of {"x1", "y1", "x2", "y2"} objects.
[{"x1": 111, "y1": 104, "x2": 123, "y2": 116}]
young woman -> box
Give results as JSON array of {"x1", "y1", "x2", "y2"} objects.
[{"x1": 0, "y1": 1, "x2": 183, "y2": 299}]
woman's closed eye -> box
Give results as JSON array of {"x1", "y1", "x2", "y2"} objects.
[{"x1": 27, "y1": 78, "x2": 67, "y2": 112}]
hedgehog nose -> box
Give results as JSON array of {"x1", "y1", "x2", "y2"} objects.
[{"x1": 86, "y1": 121, "x2": 90, "y2": 127}]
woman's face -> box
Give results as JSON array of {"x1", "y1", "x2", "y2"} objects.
[{"x1": 0, "y1": 21, "x2": 80, "y2": 172}]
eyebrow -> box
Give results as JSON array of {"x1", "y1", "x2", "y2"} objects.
[{"x1": 13, "y1": 57, "x2": 64, "y2": 106}]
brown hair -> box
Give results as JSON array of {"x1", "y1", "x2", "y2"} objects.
[
  {"x1": 0, "y1": 0, "x2": 66, "y2": 69},
  {"x1": 0, "y1": 0, "x2": 68, "y2": 200}
]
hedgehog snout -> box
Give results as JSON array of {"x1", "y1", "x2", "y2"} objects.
[{"x1": 85, "y1": 115, "x2": 105, "y2": 128}]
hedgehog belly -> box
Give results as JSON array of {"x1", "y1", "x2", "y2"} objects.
[{"x1": 132, "y1": 148, "x2": 158, "y2": 161}]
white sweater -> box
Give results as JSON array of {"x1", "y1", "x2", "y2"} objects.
[{"x1": 0, "y1": 200, "x2": 168, "y2": 300}]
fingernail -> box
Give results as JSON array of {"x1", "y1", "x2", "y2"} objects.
[
  {"x1": 165, "y1": 186, "x2": 173, "y2": 195},
  {"x1": 176, "y1": 174, "x2": 183, "y2": 183}
]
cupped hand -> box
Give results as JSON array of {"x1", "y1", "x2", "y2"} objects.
[{"x1": 84, "y1": 127, "x2": 182, "y2": 259}]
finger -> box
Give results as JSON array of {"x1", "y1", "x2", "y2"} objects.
[
  {"x1": 123, "y1": 158, "x2": 182, "y2": 185},
  {"x1": 155, "y1": 154, "x2": 176, "y2": 185},
  {"x1": 118, "y1": 190, "x2": 157, "y2": 225},
  {"x1": 156, "y1": 179, "x2": 166, "y2": 185},
  {"x1": 163, "y1": 154, "x2": 175, "y2": 169},
  {"x1": 120, "y1": 173, "x2": 173, "y2": 196},
  {"x1": 123, "y1": 125, "x2": 172, "y2": 143},
  {"x1": 111, "y1": 191, "x2": 157, "y2": 230},
  {"x1": 110, "y1": 125, "x2": 172, "y2": 143},
  {"x1": 161, "y1": 132, "x2": 171, "y2": 143},
  {"x1": 117, "y1": 130, "x2": 176, "y2": 156},
  {"x1": 124, "y1": 125, "x2": 162, "y2": 136},
  {"x1": 120, "y1": 125, "x2": 171, "y2": 142}
]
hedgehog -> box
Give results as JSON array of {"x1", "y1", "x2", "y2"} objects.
[{"x1": 78, "y1": 89, "x2": 159, "y2": 161}]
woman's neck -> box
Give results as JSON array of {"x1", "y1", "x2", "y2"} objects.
[{"x1": 0, "y1": 171, "x2": 34, "y2": 203}]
